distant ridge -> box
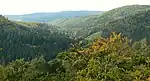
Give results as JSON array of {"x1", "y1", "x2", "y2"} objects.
[{"x1": 5, "y1": 11, "x2": 102, "y2": 22}]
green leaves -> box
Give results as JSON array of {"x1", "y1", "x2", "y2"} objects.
[{"x1": 57, "y1": 33, "x2": 150, "y2": 81}]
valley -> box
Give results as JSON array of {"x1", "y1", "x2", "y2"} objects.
[{"x1": 0, "y1": 5, "x2": 150, "y2": 81}]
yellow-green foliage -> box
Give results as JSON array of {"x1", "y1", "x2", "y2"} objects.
[
  {"x1": 58, "y1": 32, "x2": 150, "y2": 81},
  {"x1": 0, "y1": 33, "x2": 150, "y2": 81}
]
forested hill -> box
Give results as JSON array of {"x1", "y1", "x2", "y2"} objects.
[
  {"x1": 0, "y1": 15, "x2": 73, "y2": 63},
  {"x1": 51, "y1": 5, "x2": 150, "y2": 27},
  {"x1": 5, "y1": 11, "x2": 102, "y2": 22},
  {"x1": 100, "y1": 9, "x2": 150, "y2": 42},
  {"x1": 87, "y1": 5, "x2": 150, "y2": 42},
  {"x1": 49, "y1": 5, "x2": 150, "y2": 41}
]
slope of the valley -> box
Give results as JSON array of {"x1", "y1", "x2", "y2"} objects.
[
  {"x1": 50, "y1": 5, "x2": 150, "y2": 40},
  {"x1": 99, "y1": 9, "x2": 150, "y2": 43},
  {"x1": 0, "y1": 15, "x2": 72, "y2": 63}
]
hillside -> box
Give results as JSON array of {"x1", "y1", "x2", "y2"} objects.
[
  {"x1": 0, "y1": 15, "x2": 73, "y2": 63},
  {"x1": 50, "y1": 5, "x2": 150, "y2": 39},
  {"x1": 100, "y1": 9, "x2": 150, "y2": 42},
  {"x1": 5, "y1": 11, "x2": 102, "y2": 22}
]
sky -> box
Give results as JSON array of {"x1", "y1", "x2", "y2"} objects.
[{"x1": 0, "y1": 0, "x2": 150, "y2": 15}]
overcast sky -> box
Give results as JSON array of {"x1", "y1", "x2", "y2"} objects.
[{"x1": 0, "y1": 0, "x2": 150, "y2": 15}]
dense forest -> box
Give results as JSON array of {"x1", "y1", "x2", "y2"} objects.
[
  {"x1": 0, "y1": 33, "x2": 150, "y2": 81},
  {"x1": 50, "y1": 5, "x2": 150, "y2": 40},
  {"x1": 0, "y1": 15, "x2": 73, "y2": 63},
  {"x1": 1, "y1": 5, "x2": 150, "y2": 81}
]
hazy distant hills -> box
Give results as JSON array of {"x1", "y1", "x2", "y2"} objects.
[{"x1": 5, "y1": 11, "x2": 102, "y2": 22}]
